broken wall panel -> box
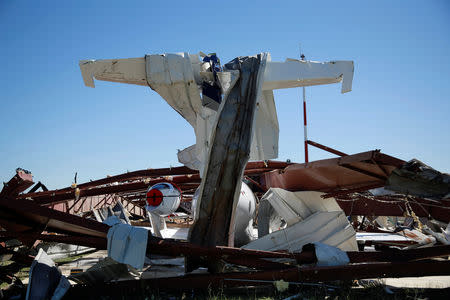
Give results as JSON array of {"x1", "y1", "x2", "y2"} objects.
[{"x1": 245, "y1": 211, "x2": 357, "y2": 252}]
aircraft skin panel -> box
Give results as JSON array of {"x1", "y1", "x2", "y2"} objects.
[
  {"x1": 263, "y1": 60, "x2": 354, "y2": 93},
  {"x1": 79, "y1": 57, "x2": 147, "y2": 88}
]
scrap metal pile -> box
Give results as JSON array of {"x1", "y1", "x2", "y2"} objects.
[{"x1": 1, "y1": 51, "x2": 450, "y2": 298}]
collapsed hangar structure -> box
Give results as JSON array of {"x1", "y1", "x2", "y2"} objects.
[{"x1": 1, "y1": 51, "x2": 449, "y2": 298}]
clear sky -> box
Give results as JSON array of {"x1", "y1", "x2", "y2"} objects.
[{"x1": 1, "y1": 1, "x2": 449, "y2": 189}]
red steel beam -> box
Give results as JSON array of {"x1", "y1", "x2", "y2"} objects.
[
  {"x1": 22, "y1": 174, "x2": 201, "y2": 205},
  {"x1": 244, "y1": 175, "x2": 268, "y2": 192},
  {"x1": 340, "y1": 163, "x2": 388, "y2": 181},
  {"x1": 336, "y1": 195, "x2": 450, "y2": 222},
  {"x1": 66, "y1": 260, "x2": 450, "y2": 294},
  {"x1": 145, "y1": 235, "x2": 315, "y2": 261},
  {"x1": 0, "y1": 231, "x2": 105, "y2": 249},
  {"x1": 56, "y1": 166, "x2": 199, "y2": 192},
  {"x1": 0, "y1": 169, "x2": 34, "y2": 199},
  {"x1": 298, "y1": 260, "x2": 450, "y2": 282},
  {"x1": 145, "y1": 235, "x2": 450, "y2": 264},
  {"x1": 306, "y1": 140, "x2": 348, "y2": 157},
  {"x1": 246, "y1": 160, "x2": 291, "y2": 170},
  {"x1": 22, "y1": 161, "x2": 289, "y2": 199},
  {"x1": 0, "y1": 195, "x2": 109, "y2": 238},
  {"x1": 347, "y1": 244, "x2": 450, "y2": 262},
  {"x1": 19, "y1": 161, "x2": 288, "y2": 199},
  {"x1": 21, "y1": 168, "x2": 281, "y2": 206},
  {"x1": 321, "y1": 183, "x2": 384, "y2": 198}
]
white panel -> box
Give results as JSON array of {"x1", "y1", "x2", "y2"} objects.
[
  {"x1": 79, "y1": 57, "x2": 147, "y2": 88},
  {"x1": 146, "y1": 53, "x2": 202, "y2": 127},
  {"x1": 243, "y1": 211, "x2": 358, "y2": 252},
  {"x1": 263, "y1": 60, "x2": 354, "y2": 93},
  {"x1": 262, "y1": 189, "x2": 342, "y2": 225}
]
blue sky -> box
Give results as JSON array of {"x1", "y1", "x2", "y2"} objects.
[{"x1": 1, "y1": 1, "x2": 449, "y2": 189}]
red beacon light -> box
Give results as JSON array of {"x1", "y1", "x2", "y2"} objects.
[{"x1": 145, "y1": 182, "x2": 182, "y2": 216}]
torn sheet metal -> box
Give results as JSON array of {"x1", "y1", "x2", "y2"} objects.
[
  {"x1": 312, "y1": 242, "x2": 350, "y2": 267},
  {"x1": 93, "y1": 200, "x2": 131, "y2": 225},
  {"x1": 356, "y1": 232, "x2": 421, "y2": 248},
  {"x1": 145, "y1": 53, "x2": 203, "y2": 127},
  {"x1": 190, "y1": 180, "x2": 257, "y2": 246},
  {"x1": 245, "y1": 211, "x2": 358, "y2": 252},
  {"x1": 397, "y1": 229, "x2": 436, "y2": 248},
  {"x1": 190, "y1": 181, "x2": 257, "y2": 247},
  {"x1": 259, "y1": 189, "x2": 341, "y2": 227},
  {"x1": 263, "y1": 150, "x2": 404, "y2": 192},
  {"x1": 232, "y1": 182, "x2": 257, "y2": 247},
  {"x1": 256, "y1": 188, "x2": 356, "y2": 252},
  {"x1": 36, "y1": 242, "x2": 95, "y2": 260},
  {"x1": 187, "y1": 55, "x2": 265, "y2": 271},
  {"x1": 423, "y1": 226, "x2": 450, "y2": 245},
  {"x1": 250, "y1": 89, "x2": 279, "y2": 161},
  {"x1": 70, "y1": 257, "x2": 135, "y2": 285},
  {"x1": 106, "y1": 220, "x2": 149, "y2": 270},
  {"x1": 144, "y1": 52, "x2": 278, "y2": 173},
  {"x1": 386, "y1": 159, "x2": 450, "y2": 199}
]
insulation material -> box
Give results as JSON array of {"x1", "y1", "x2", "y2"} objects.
[{"x1": 187, "y1": 54, "x2": 265, "y2": 271}]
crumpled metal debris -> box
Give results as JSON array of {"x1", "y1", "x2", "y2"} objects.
[{"x1": 386, "y1": 159, "x2": 450, "y2": 199}]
